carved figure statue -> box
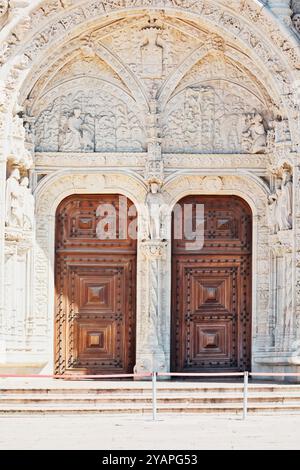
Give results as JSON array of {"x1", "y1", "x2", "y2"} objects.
[
  {"x1": 278, "y1": 169, "x2": 293, "y2": 231},
  {"x1": 5, "y1": 168, "x2": 23, "y2": 228},
  {"x1": 242, "y1": 111, "x2": 267, "y2": 153},
  {"x1": 268, "y1": 190, "x2": 279, "y2": 235},
  {"x1": 20, "y1": 177, "x2": 34, "y2": 230},
  {"x1": 59, "y1": 108, "x2": 93, "y2": 152},
  {"x1": 145, "y1": 181, "x2": 164, "y2": 240}
]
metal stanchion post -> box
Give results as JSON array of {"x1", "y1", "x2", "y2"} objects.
[
  {"x1": 243, "y1": 371, "x2": 248, "y2": 420},
  {"x1": 152, "y1": 371, "x2": 157, "y2": 421}
]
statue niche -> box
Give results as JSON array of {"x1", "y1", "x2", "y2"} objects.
[
  {"x1": 34, "y1": 88, "x2": 145, "y2": 153},
  {"x1": 162, "y1": 83, "x2": 269, "y2": 154}
]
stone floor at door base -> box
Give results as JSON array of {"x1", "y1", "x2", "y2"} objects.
[{"x1": 0, "y1": 414, "x2": 299, "y2": 450}]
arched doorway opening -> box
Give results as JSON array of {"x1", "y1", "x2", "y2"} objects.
[
  {"x1": 55, "y1": 194, "x2": 137, "y2": 376},
  {"x1": 172, "y1": 195, "x2": 252, "y2": 373}
]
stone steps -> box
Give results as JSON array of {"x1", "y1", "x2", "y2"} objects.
[
  {"x1": 1, "y1": 404, "x2": 300, "y2": 415},
  {"x1": 1, "y1": 385, "x2": 300, "y2": 394},
  {"x1": 1, "y1": 393, "x2": 300, "y2": 405},
  {"x1": 1, "y1": 381, "x2": 300, "y2": 415}
]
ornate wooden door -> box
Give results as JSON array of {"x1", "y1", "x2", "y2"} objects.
[
  {"x1": 55, "y1": 194, "x2": 136, "y2": 376},
  {"x1": 172, "y1": 195, "x2": 252, "y2": 372}
]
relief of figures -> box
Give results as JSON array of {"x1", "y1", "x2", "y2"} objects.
[
  {"x1": 34, "y1": 90, "x2": 146, "y2": 153},
  {"x1": 162, "y1": 85, "x2": 269, "y2": 154},
  {"x1": 59, "y1": 108, "x2": 94, "y2": 152},
  {"x1": 241, "y1": 111, "x2": 267, "y2": 153}
]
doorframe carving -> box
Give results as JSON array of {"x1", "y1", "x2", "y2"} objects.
[{"x1": 34, "y1": 170, "x2": 269, "y2": 374}]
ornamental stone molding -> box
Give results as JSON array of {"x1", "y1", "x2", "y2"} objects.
[
  {"x1": 0, "y1": 1, "x2": 300, "y2": 137},
  {"x1": 32, "y1": 172, "x2": 270, "y2": 372},
  {"x1": 1, "y1": 1, "x2": 300, "y2": 376}
]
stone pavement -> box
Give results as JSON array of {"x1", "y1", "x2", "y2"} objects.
[{"x1": 0, "y1": 414, "x2": 299, "y2": 450}]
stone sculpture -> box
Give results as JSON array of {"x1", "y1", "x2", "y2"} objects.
[
  {"x1": 145, "y1": 180, "x2": 165, "y2": 240},
  {"x1": 59, "y1": 108, "x2": 93, "y2": 152},
  {"x1": 278, "y1": 169, "x2": 293, "y2": 231},
  {"x1": 242, "y1": 111, "x2": 267, "y2": 153},
  {"x1": 20, "y1": 176, "x2": 34, "y2": 230},
  {"x1": 268, "y1": 170, "x2": 293, "y2": 234},
  {"x1": 5, "y1": 167, "x2": 23, "y2": 228}
]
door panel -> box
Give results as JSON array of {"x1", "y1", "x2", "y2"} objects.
[
  {"x1": 55, "y1": 195, "x2": 136, "y2": 376},
  {"x1": 172, "y1": 196, "x2": 252, "y2": 372}
]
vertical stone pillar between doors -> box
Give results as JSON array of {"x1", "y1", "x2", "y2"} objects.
[{"x1": 135, "y1": 239, "x2": 170, "y2": 377}]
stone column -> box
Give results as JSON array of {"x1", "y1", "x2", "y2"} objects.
[
  {"x1": 135, "y1": 239, "x2": 170, "y2": 375},
  {"x1": 268, "y1": 0, "x2": 293, "y2": 24}
]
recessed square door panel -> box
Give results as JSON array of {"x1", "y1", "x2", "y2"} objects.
[
  {"x1": 76, "y1": 274, "x2": 116, "y2": 313},
  {"x1": 192, "y1": 321, "x2": 232, "y2": 360},
  {"x1": 76, "y1": 320, "x2": 120, "y2": 364}
]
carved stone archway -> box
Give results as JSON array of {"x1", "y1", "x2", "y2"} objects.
[{"x1": 1, "y1": 1, "x2": 300, "y2": 379}]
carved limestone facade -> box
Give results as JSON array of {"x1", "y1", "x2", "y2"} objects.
[{"x1": 1, "y1": 1, "x2": 300, "y2": 379}]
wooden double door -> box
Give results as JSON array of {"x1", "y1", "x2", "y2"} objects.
[
  {"x1": 172, "y1": 195, "x2": 252, "y2": 372},
  {"x1": 55, "y1": 194, "x2": 136, "y2": 376}
]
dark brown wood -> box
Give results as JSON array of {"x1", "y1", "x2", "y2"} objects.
[
  {"x1": 172, "y1": 195, "x2": 252, "y2": 372},
  {"x1": 55, "y1": 194, "x2": 136, "y2": 376}
]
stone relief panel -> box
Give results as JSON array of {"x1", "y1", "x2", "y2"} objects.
[
  {"x1": 34, "y1": 81, "x2": 146, "y2": 153},
  {"x1": 99, "y1": 15, "x2": 206, "y2": 96},
  {"x1": 162, "y1": 55, "x2": 271, "y2": 153}
]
